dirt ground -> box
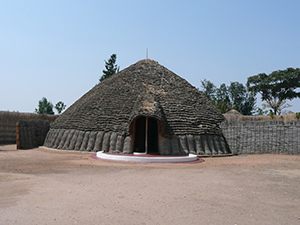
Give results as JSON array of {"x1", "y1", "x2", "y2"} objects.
[{"x1": 1, "y1": 145, "x2": 300, "y2": 225}]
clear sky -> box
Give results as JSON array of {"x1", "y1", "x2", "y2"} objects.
[{"x1": 1, "y1": 0, "x2": 300, "y2": 113}]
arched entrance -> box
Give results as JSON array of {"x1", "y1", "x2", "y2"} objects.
[{"x1": 133, "y1": 116, "x2": 159, "y2": 154}]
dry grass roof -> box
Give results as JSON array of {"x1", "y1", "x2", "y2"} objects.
[{"x1": 51, "y1": 59, "x2": 224, "y2": 136}]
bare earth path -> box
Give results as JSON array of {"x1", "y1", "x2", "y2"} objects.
[{"x1": 1, "y1": 145, "x2": 300, "y2": 225}]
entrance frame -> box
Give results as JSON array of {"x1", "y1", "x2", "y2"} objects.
[{"x1": 130, "y1": 116, "x2": 163, "y2": 154}]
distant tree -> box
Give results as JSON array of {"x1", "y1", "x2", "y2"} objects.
[
  {"x1": 200, "y1": 79, "x2": 216, "y2": 101},
  {"x1": 256, "y1": 107, "x2": 268, "y2": 116},
  {"x1": 55, "y1": 101, "x2": 66, "y2": 114},
  {"x1": 268, "y1": 109, "x2": 275, "y2": 119},
  {"x1": 228, "y1": 82, "x2": 256, "y2": 115},
  {"x1": 200, "y1": 80, "x2": 256, "y2": 115},
  {"x1": 35, "y1": 97, "x2": 54, "y2": 114},
  {"x1": 261, "y1": 100, "x2": 291, "y2": 116},
  {"x1": 215, "y1": 83, "x2": 231, "y2": 105},
  {"x1": 99, "y1": 54, "x2": 120, "y2": 82},
  {"x1": 214, "y1": 83, "x2": 232, "y2": 113},
  {"x1": 296, "y1": 112, "x2": 300, "y2": 120},
  {"x1": 215, "y1": 101, "x2": 232, "y2": 114},
  {"x1": 247, "y1": 67, "x2": 300, "y2": 115}
]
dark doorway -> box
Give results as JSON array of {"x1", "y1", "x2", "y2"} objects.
[
  {"x1": 134, "y1": 117, "x2": 146, "y2": 153},
  {"x1": 148, "y1": 117, "x2": 158, "y2": 154},
  {"x1": 133, "y1": 116, "x2": 159, "y2": 154}
]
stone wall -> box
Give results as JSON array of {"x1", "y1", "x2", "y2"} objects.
[{"x1": 220, "y1": 120, "x2": 300, "y2": 155}]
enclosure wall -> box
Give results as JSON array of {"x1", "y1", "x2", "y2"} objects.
[
  {"x1": 18, "y1": 120, "x2": 50, "y2": 149},
  {"x1": 0, "y1": 111, "x2": 57, "y2": 145},
  {"x1": 221, "y1": 120, "x2": 300, "y2": 155}
]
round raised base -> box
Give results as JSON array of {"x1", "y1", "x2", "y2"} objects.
[{"x1": 96, "y1": 151, "x2": 200, "y2": 163}]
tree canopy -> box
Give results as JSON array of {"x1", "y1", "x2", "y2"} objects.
[
  {"x1": 200, "y1": 79, "x2": 216, "y2": 100},
  {"x1": 99, "y1": 54, "x2": 120, "y2": 82},
  {"x1": 247, "y1": 67, "x2": 300, "y2": 115},
  {"x1": 35, "y1": 97, "x2": 54, "y2": 114},
  {"x1": 55, "y1": 101, "x2": 66, "y2": 114},
  {"x1": 200, "y1": 80, "x2": 256, "y2": 115},
  {"x1": 228, "y1": 82, "x2": 256, "y2": 115},
  {"x1": 35, "y1": 98, "x2": 66, "y2": 114}
]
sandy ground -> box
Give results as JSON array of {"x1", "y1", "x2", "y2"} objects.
[{"x1": 0, "y1": 145, "x2": 300, "y2": 225}]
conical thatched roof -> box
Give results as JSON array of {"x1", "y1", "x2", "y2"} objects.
[
  {"x1": 51, "y1": 59, "x2": 224, "y2": 136},
  {"x1": 223, "y1": 109, "x2": 243, "y2": 121},
  {"x1": 45, "y1": 59, "x2": 231, "y2": 155}
]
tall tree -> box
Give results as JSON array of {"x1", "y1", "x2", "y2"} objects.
[
  {"x1": 215, "y1": 83, "x2": 231, "y2": 105},
  {"x1": 99, "y1": 54, "x2": 120, "y2": 82},
  {"x1": 215, "y1": 83, "x2": 232, "y2": 113},
  {"x1": 261, "y1": 100, "x2": 291, "y2": 116},
  {"x1": 200, "y1": 79, "x2": 216, "y2": 101},
  {"x1": 247, "y1": 67, "x2": 300, "y2": 115},
  {"x1": 55, "y1": 101, "x2": 66, "y2": 114},
  {"x1": 228, "y1": 82, "x2": 256, "y2": 115},
  {"x1": 200, "y1": 80, "x2": 256, "y2": 115},
  {"x1": 35, "y1": 97, "x2": 54, "y2": 114}
]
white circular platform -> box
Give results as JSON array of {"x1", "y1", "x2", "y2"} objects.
[{"x1": 96, "y1": 151, "x2": 199, "y2": 163}]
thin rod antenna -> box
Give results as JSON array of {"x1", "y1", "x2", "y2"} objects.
[{"x1": 146, "y1": 48, "x2": 148, "y2": 59}]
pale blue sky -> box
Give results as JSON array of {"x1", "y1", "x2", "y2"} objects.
[{"x1": 1, "y1": 0, "x2": 300, "y2": 113}]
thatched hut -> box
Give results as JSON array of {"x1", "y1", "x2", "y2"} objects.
[
  {"x1": 223, "y1": 109, "x2": 243, "y2": 121},
  {"x1": 44, "y1": 59, "x2": 231, "y2": 155}
]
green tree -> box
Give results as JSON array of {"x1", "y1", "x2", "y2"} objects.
[
  {"x1": 268, "y1": 109, "x2": 275, "y2": 119},
  {"x1": 256, "y1": 107, "x2": 268, "y2": 116},
  {"x1": 200, "y1": 80, "x2": 256, "y2": 115},
  {"x1": 215, "y1": 101, "x2": 232, "y2": 114},
  {"x1": 200, "y1": 79, "x2": 216, "y2": 101},
  {"x1": 228, "y1": 82, "x2": 256, "y2": 115},
  {"x1": 35, "y1": 97, "x2": 54, "y2": 114},
  {"x1": 99, "y1": 54, "x2": 120, "y2": 82},
  {"x1": 215, "y1": 83, "x2": 231, "y2": 105},
  {"x1": 55, "y1": 101, "x2": 66, "y2": 114},
  {"x1": 214, "y1": 83, "x2": 232, "y2": 113},
  {"x1": 247, "y1": 67, "x2": 300, "y2": 115},
  {"x1": 261, "y1": 100, "x2": 291, "y2": 116}
]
